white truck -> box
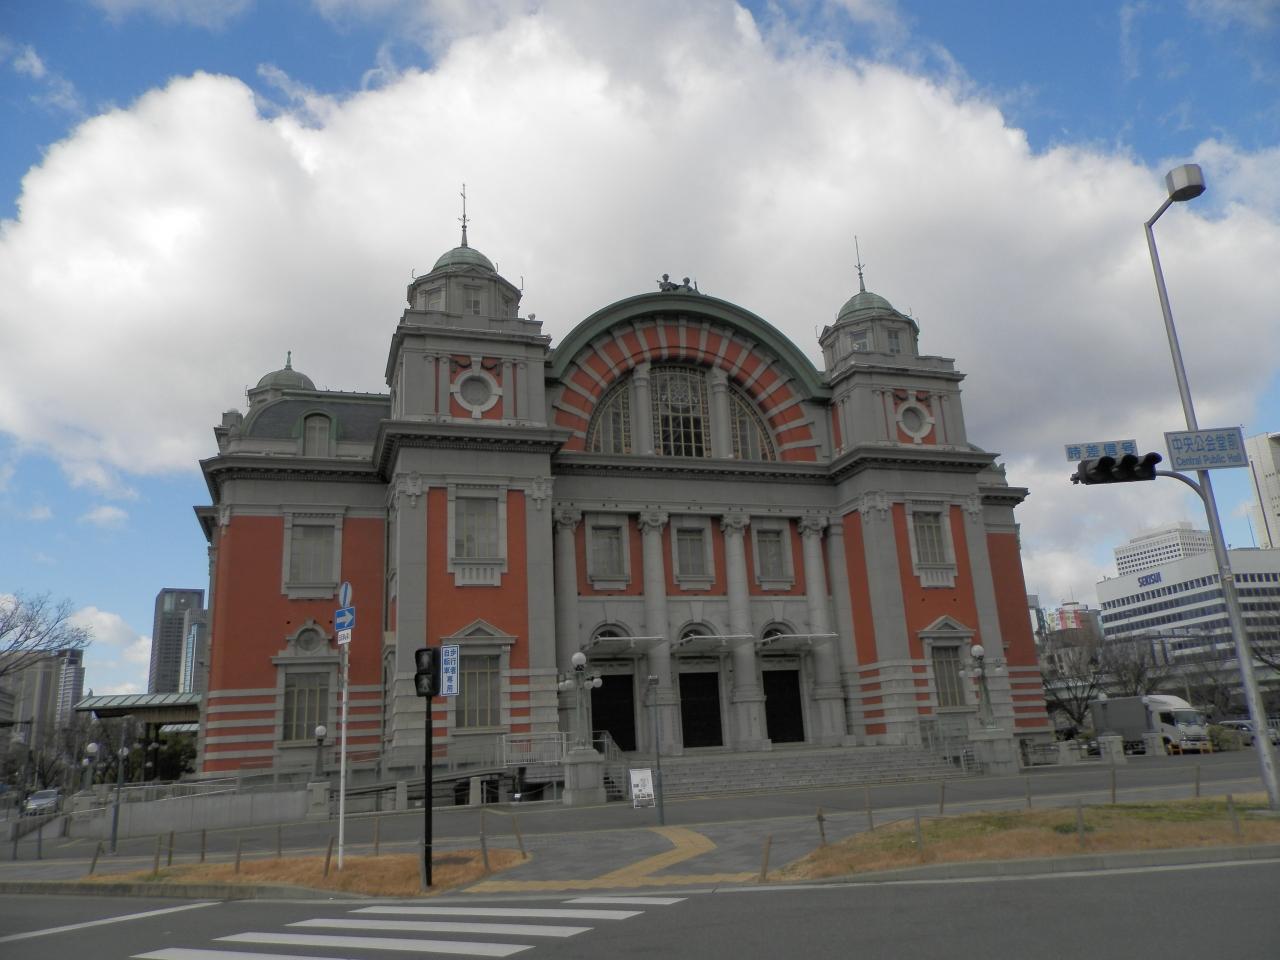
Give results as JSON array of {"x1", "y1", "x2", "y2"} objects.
[{"x1": 1089, "y1": 694, "x2": 1212, "y2": 755}]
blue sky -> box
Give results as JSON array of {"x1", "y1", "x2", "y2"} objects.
[{"x1": 1, "y1": 0, "x2": 1278, "y2": 696}]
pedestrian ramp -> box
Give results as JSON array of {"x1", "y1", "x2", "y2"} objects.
[{"x1": 131, "y1": 896, "x2": 687, "y2": 959}]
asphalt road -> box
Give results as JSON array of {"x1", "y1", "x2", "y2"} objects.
[{"x1": 2, "y1": 859, "x2": 1277, "y2": 960}]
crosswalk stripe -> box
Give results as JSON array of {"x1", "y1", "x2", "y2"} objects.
[
  {"x1": 354, "y1": 906, "x2": 641, "y2": 920},
  {"x1": 219, "y1": 932, "x2": 530, "y2": 957},
  {"x1": 292, "y1": 918, "x2": 590, "y2": 938},
  {"x1": 565, "y1": 896, "x2": 686, "y2": 905},
  {"x1": 136, "y1": 950, "x2": 367, "y2": 960}
]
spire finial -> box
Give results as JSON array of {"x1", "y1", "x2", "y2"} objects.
[
  {"x1": 285, "y1": 350, "x2": 292, "y2": 370},
  {"x1": 459, "y1": 183, "x2": 469, "y2": 248},
  {"x1": 854, "y1": 236, "x2": 866, "y2": 294}
]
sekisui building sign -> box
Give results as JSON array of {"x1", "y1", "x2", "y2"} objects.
[{"x1": 1164, "y1": 427, "x2": 1247, "y2": 471}]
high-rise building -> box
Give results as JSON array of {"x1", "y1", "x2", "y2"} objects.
[
  {"x1": 1113, "y1": 522, "x2": 1213, "y2": 576},
  {"x1": 1246, "y1": 431, "x2": 1280, "y2": 549},
  {"x1": 3, "y1": 648, "x2": 84, "y2": 746},
  {"x1": 1096, "y1": 547, "x2": 1280, "y2": 662},
  {"x1": 149, "y1": 589, "x2": 204, "y2": 693},
  {"x1": 193, "y1": 231, "x2": 1050, "y2": 777},
  {"x1": 1048, "y1": 602, "x2": 1101, "y2": 635},
  {"x1": 179, "y1": 608, "x2": 209, "y2": 694}
]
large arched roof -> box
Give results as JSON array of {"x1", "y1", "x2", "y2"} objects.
[{"x1": 549, "y1": 291, "x2": 830, "y2": 400}]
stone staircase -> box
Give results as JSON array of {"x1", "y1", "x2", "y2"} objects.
[{"x1": 629, "y1": 744, "x2": 972, "y2": 798}]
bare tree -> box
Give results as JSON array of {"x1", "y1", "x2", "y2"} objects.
[
  {"x1": 1098, "y1": 637, "x2": 1170, "y2": 697},
  {"x1": 0, "y1": 592, "x2": 91, "y2": 680},
  {"x1": 1040, "y1": 628, "x2": 1106, "y2": 731}
]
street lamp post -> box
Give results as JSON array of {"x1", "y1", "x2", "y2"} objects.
[
  {"x1": 970, "y1": 644, "x2": 995, "y2": 727},
  {"x1": 558, "y1": 651, "x2": 602, "y2": 748},
  {"x1": 110, "y1": 746, "x2": 129, "y2": 854},
  {"x1": 82, "y1": 742, "x2": 99, "y2": 792},
  {"x1": 647, "y1": 675, "x2": 665, "y2": 826},
  {"x1": 313, "y1": 724, "x2": 327, "y2": 781},
  {"x1": 1145, "y1": 164, "x2": 1280, "y2": 810}
]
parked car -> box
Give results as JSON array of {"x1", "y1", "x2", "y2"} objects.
[
  {"x1": 22, "y1": 788, "x2": 61, "y2": 816},
  {"x1": 1216, "y1": 719, "x2": 1280, "y2": 747}
]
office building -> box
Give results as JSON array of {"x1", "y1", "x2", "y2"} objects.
[
  {"x1": 1247, "y1": 431, "x2": 1280, "y2": 549},
  {"x1": 149, "y1": 589, "x2": 204, "y2": 694},
  {"x1": 1114, "y1": 522, "x2": 1212, "y2": 576}
]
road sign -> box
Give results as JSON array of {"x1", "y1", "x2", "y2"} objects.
[
  {"x1": 1064, "y1": 439, "x2": 1137, "y2": 461},
  {"x1": 1164, "y1": 427, "x2": 1247, "y2": 471},
  {"x1": 337, "y1": 628, "x2": 352, "y2": 645},
  {"x1": 338, "y1": 581, "x2": 353, "y2": 607},
  {"x1": 441, "y1": 644, "x2": 460, "y2": 697},
  {"x1": 335, "y1": 606, "x2": 355, "y2": 632}
]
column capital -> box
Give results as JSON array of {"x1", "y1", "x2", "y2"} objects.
[
  {"x1": 857, "y1": 492, "x2": 892, "y2": 522},
  {"x1": 633, "y1": 360, "x2": 652, "y2": 382},
  {"x1": 708, "y1": 367, "x2": 729, "y2": 389},
  {"x1": 638, "y1": 509, "x2": 669, "y2": 534},
  {"x1": 720, "y1": 511, "x2": 750, "y2": 535},
  {"x1": 798, "y1": 514, "x2": 830, "y2": 537},
  {"x1": 554, "y1": 507, "x2": 582, "y2": 531}
]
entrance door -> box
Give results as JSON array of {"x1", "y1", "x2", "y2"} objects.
[
  {"x1": 591, "y1": 674, "x2": 637, "y2": 752},
  {"x1": 763, "y1": 669, "x2": 805, "y2": 744},
  {"x1": 679, "y1": 672, "x2": 723, "y2": 748}
]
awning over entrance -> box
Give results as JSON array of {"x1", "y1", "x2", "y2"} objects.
[
  {"x1": 671, "y1": 633, "x2": 754, "y2": 654},
  {"x1": 756, "y1": 632, "x2": 837, "y2": 652},
  {"x1": 582, "y1": 634, "x2": 666, "y2": 657}
]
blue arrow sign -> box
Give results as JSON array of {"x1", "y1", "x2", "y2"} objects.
[{"x1": 334, "y1": 606, "x2": 356, "y2": 632}]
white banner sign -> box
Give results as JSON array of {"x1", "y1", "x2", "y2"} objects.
[{"x1": 629, "y1": 768, "x2": 655, "y2": 808}]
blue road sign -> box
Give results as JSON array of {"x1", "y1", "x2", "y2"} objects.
[
  {"x1": 339, "y1": 581, "x2": 353, "y2": 607},
  {"x1": 1164, "y1": 427, "x2": 1247, "y2": 471},
  {"x1": 335, "y1": 606, "x2": 356, "y2": 632},
  {"x1": 1064, "y1": 439, "x2": 1137, "y2": 461},
  {"x1": 441, "y1": 644, "x2": 460, "y2": 697}
]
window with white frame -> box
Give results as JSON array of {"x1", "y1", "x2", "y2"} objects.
[
  {"x1": 303, "y1": 414, "x2": 331, "y2": 457},
  {"x1": 447, "y1": 487, "x2": 507, "y2": 586},
  {"x1": 730, "y1": 389, "x2": 775, "y2": 460},
  {"x1": 455, "y1": 497, "x2": 498, "y2": 558},
  {"x1": 653, "y1": 367, "x2": 710, "y2": 458},
  {"x1": 930, "y1": 645, "x2": 965, "y2": 708},
  {"x1": 587, "y1": 516, "x2": 628, "y2": 587},
  {"x1": 283, "y1": 513, "x2": 342, "y2": 598},
  {"x1": 282, "y1": 671, "x2": 328, "y2": 742},
  {"x1": 456, "y1": 654, "x2": 501, "y2": 728},
  {"x1": 752, "y1": 521, "x2": 793, "y2": 588},
  {"x1": 465, "y1": 286, "x2": 482, "y2": 315},
  {"x1": 672, "y1": 518, "x2": 713, "y2": 586},
  {"x1": 906, "y1": 502, "x2": 956, "y2": 588}
]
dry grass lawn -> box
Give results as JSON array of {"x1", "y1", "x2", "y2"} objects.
[
  {"x1": 91, "y1": 848, "x2": 526, "y2": 896},
  {"x1": 779, "y1": 795, "x2": 1280, "y2": 880}
]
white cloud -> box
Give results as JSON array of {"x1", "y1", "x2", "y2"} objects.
[
  {"x1": 70, "y1": 605, "x2": 144, "y2": 651},
  {"x1": 69, "y1": 606, "x2": 150, "y2": 692},
  {"x1": 1, "y1": 2, "x2": 1278, "y2": 611},
  {"x1": 79, "y1": 505, "x2": 128, "y2": 528},
  {"x1": 1187, "y1": 0, "x2": 1280, "y2": 30},
  {"x1": 100, "y1": 680, "x2": 144, "y2": 695},
  {"x1": 0, "y1": 39, "x2": 80, "y2": 114},
  {"x1": 12, "y1": 45, "x2": 46, "y2": 79},
  {"x1": 89, "y1": 0, "x2": 253, "y2": 30}
]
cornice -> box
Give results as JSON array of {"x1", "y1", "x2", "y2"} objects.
[
  {"x1": 373, "y1": 420, "x2": 571, "y2": 477},
  {"x1": 829, "y1": 443, "x2": 996, "y2": 482},
  {"x1": 200, "y1": 453, "x2": 382, "y2": 501},
  {"x1": 551, "y1": 452, "x2": 831, "y2": 484}
]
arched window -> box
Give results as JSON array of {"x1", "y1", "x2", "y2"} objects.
[
  {"x1": 303, "y1": 414, "x2": 331, "y2": 456},
  {"x1": 587, "y1": 381, "x2": 632, "y2": 454},
  {"x1": 730, "y1": 388, "x2": 775, "y2": 460},
  {"x1": 652, "y1": 367, "x2": 710, "y2": 458}
]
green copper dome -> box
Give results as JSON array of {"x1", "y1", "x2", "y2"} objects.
[
  {"x1": 837, "y1": 289, "x2": 901, "y2": 321},
  {"x1": 432, "y1": 244, "x2": 495, "y2": 272},
  {"x1": 255, "y1": 353, "x2": 315, "y2": 391}
]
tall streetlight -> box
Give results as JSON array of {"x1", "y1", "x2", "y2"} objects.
[
  {"x1": 969, "y1": 644, "x2": 998, "y2": 727},
  {"x1": 558, "y1": 651, "x2": 602, "y2": 748},
  {"x1": 82, "y1": 742, "x2": 99, "y2": 792},
  {"x1": 1145, "y1": 163, "x2": 1280, "y2": 809}
]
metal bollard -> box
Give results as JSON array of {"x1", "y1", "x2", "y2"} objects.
[{"x1": 759, "y1": 834, "x2": 772, "y2": 882}]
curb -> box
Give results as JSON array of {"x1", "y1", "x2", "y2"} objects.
[
  {"x1": 808, "y1": 842, "x2": 1280, "y2": 884},
  {"x1": 0, "y1": 880, "x2": 359, "y2": 900}
]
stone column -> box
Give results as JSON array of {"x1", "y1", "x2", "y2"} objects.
[
  {"x1": 708, "y1": 368, "x2": 732, "y2": 459},
  {"x1": 723, "y1": 512, "x2": 768, "y2": 750},
  {"x1": 639, "y1": 510, "x2": 680, "y2": 753},
  {"x1": 632, "y1": 362, "x2": 655, "y2": 456},
  {"x1": 824, "y1": 518, "x2": 860, "y2": 743},
  {"x1": 437, "y1": 356, "x2": 452, "y2": 416},
  {"x1": 553, "y1": 508, "x2": 582, "y2": 736},
  {"x1": 501, "y1": 359, "x2": 514, "y2": 420},
  {"x1": 388, "y1": 473, "x2": 429, "y2": 766},
  {"x1": 799, "y1": 515, "x2": 846, "y2": 745}
]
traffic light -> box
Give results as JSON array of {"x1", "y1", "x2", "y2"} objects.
[
  {"x1": 1071, "y1": 452, "x2": 1162, "y2": 485},
  {"x1": 414, "y1": 647, "x2": 441, "y2": 698}
]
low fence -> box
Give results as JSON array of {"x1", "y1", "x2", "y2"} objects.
[{"x1": 66, "y1": 787, "x2": 314, "y2": 841}]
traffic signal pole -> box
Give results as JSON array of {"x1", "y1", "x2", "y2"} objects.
[{"x1": 424, "y1": 688, "x2": 433, "y2": 889}]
